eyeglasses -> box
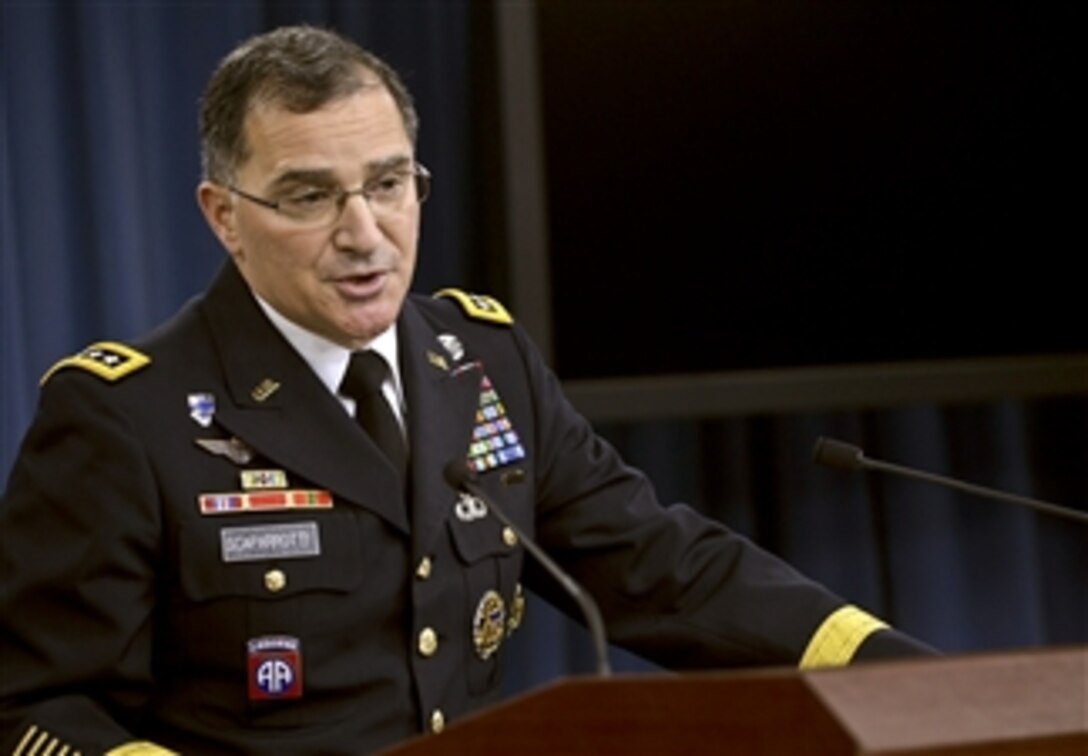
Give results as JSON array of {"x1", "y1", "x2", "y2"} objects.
[{"x1": 228, "y1": 163, "x2": 431, "y2": 226}]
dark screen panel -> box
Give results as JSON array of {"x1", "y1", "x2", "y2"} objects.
[{"x1": 538, "y1": 1, "x2": 1083, "y2": 381}]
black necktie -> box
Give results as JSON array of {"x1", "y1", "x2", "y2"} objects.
[{"x1": 340, "y1": 351, "x2": 408, "y2": 481}]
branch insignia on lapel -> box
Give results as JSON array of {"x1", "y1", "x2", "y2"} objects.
[
  {"x1": 426, "y1": 350, "x2": 449, "y2": 371},
  {"x1": 251, "y1": 378, "x2": 281, "y2": 402}
]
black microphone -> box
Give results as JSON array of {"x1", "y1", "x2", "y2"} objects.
[
  {"x1": 443, "y1": 461, "x2": 613, "y2": 676},
  {"x1": 813, "y1": 437, "x2": 1088, "y2": 524}
]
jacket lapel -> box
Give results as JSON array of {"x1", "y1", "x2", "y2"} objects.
[
  {"x1": 398, "y1": 301, "x2": 483, "y2": 553},
  {"x1": 199, "y1": 263, "x2": 409, "y2": 534}
]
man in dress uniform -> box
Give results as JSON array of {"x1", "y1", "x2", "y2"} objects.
[{"x1": 0, "y1": 25, "x2": 933, "y2": 756}]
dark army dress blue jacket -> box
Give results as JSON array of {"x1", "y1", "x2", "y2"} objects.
[{"x1": 0, "y1": 263, "x2": 928, "y2": 755}]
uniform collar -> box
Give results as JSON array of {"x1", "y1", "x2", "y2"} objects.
[{"x1": 254, "y1": 295, "x2": 404, "y2": 416}]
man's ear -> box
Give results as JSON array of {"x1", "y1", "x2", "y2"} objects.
[{"x1": 196, "y1": 181, "x2": 243, "y2": 259}]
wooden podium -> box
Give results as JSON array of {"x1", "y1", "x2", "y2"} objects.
[{"x1": 383, "y1": 646, "x2": 1086, "y2": 755}]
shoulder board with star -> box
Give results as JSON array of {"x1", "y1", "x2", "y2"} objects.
[
  {"x1": 433, "y1": 288, "x2": 513, "y2": 326},
  {"x1": 40, "y1": 341, "x2": 151, "y2": 386}
]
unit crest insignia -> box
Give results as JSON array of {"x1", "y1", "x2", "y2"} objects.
[
  {"x1": 507, "y1": 583, "x2": 526, "y2": 637},
  {"x1": 437, "y1": 333, "x2": 464, "y2": 361}
]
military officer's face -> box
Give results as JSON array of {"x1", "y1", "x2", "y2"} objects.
[{"x1": 198, "y1": 81, "x2": 420, "y2": 349}]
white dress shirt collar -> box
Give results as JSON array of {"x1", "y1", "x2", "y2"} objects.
[{"x1": 253, "y1": 295, "x2": 404, "y2": 416}]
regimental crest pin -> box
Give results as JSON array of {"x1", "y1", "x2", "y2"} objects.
[
  {"x1": 188, "y1": 393, "x2": 216, "y2": 427},
  {"x1": 438, "y1": 333, "x2": 465, "y2": 361},
  {"x1": 507, "y1": 583, "x2": 526, "y2": 637}
]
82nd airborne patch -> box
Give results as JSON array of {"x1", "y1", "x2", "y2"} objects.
[{"x1": 247, "y1": 636, "x2": 303, "y2": 700}]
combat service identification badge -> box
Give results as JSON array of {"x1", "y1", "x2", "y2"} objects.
[
  {"x1": 473, "y1": 590, "x2": 507, "y2": 660},
  {"x1": 188, "y1": 392, "x2": 216, "y2": 427},
  {"x1": 248, "y1": 636, "x2": 303, "y2": 700}
]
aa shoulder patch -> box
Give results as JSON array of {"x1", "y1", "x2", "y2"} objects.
[
  {"x1": 40, "y1": 341, "x2": 151, "y2": 386},
  {"x1": 434, "y1": 288, "x2": 513, "y2": 326}
]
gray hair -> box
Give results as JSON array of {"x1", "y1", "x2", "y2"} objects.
[{"x1": 199, "y1": 25, "x2": 419, "y2": 182}]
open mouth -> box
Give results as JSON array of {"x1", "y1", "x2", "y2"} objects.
[{"x1": 334, "y1": 271, "x2": 388, "y2": 299}]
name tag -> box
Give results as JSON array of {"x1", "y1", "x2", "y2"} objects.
[{"x1": 220, "y1": 522, "x2": 321, "y2": 563}]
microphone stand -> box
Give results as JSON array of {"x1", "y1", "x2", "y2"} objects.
[
  {"x1": 445, "y1": 463, "x2": 613, "y2": 677},
  {"x1": 813, "y1": 437, "x2": 1088, "y2": 524}
]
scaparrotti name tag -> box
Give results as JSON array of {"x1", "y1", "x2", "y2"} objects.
[{"x1": 220, "y1": 521, "x2": 321, "y2": 563}]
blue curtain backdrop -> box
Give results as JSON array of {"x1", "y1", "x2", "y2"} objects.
[{"x1": 2, "y1": 0, "x2": 1085, "y2": 708}]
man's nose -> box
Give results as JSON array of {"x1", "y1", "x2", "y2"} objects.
[{"x1": 333, "y1": 192, "x2": 384, "y2": 250}]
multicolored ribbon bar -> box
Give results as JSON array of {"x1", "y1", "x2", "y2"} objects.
[{"x1": 199, "y1": 489, "x2": 333, "y2": 515}]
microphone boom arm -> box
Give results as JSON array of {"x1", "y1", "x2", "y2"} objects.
[
  {"x1": 864, "y1": 456, "x2": 1088, "y2": 524},
  {"x1": 813, "y1": 437, "x2": 1088, "y2": 524}
]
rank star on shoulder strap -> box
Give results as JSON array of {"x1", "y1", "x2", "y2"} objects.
[
  {"x1": 40, "y1": 341, "x2": 151, "y2": 385},
  {"x1": 434, "y1": 288, "x2": 514, "y2": 326}
]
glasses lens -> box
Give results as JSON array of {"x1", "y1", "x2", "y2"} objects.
[
  {"x1": 279, "y1": 190, "x2": 340, "y2": 223},
  {"x1": 238, "y1": 164, "x2": 431, "y2": 226}
]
